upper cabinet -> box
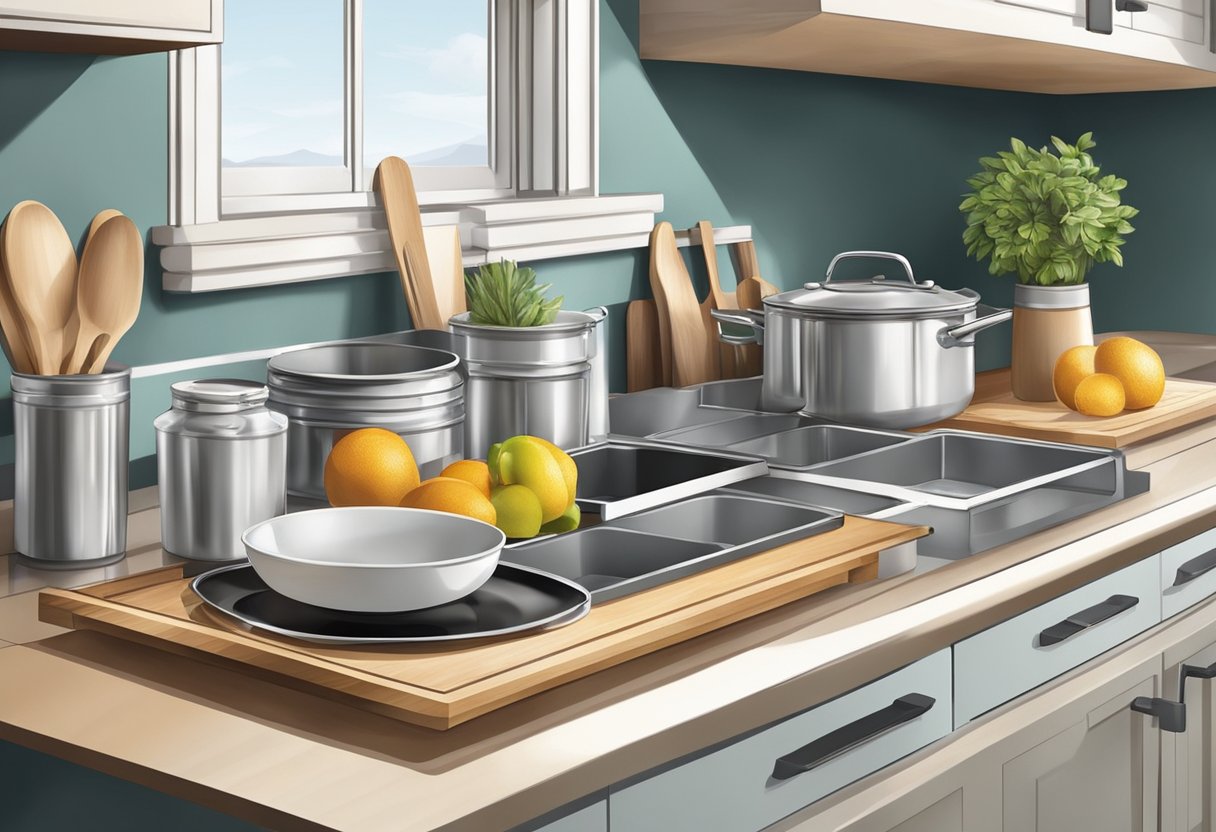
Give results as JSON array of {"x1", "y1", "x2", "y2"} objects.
[
  {"x1": 0, "y1": 0, "x2": 222, "y2": 54},
  {"x1": 640, "y1": 0, "x2": 1216, "y2": 94}
]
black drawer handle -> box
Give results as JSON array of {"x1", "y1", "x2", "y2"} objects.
[
  {"x1": 1173, "y1": 547, "x2": 1216, "y2": 587},
  {"x1": 771, "y1": 693, "x2": 935, "y2": 782},
  {"x1": 1038, "y1": 594, "x2": 1139, "y2": 647}
]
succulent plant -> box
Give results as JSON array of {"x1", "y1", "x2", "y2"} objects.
[
  {"x1": 960, "y1": 133, "x2": 1138, "y2": 285},
  {"x1": 464, "y1": 259, "x2": 563, "y2": 327}
]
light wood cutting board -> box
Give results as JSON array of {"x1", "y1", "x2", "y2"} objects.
[
  {"x1": 921, "y1": 368, "x2": 1216, "y2": 448},
  {"x1": 39, "y1": 516, "x2": 926, "y2": 730}
]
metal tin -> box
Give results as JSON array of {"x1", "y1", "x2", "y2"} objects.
[
  {"x1": 155, "y1": 379, "x2": 287, "y2": 561},
  {"x1": 449, "y1": 310, "x2": 599, "y2": 457},
  {"x1": 266, "y1": 343, "x2": 464, "y2": 499},
  {"x1": 13, "y1": 366, "x2": 130, "y2": 566}
]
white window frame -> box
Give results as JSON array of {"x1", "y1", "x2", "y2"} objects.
[{"x1": 156, "y1": 0, "x2": 666, "y2": 293}]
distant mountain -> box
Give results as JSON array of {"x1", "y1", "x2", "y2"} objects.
[
  {"x1": 406, "y1": 141, "x2": 487, "y2": 167},
  {"x1": 223, "y1": 149, "x2": 343, "y2": 167}
]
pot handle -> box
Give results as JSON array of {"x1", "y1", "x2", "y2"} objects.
[
  {"x1": 938, "y1": 307, "x2": 1013, "y2": 348},
  {"x1": 825, "y1": 251, "x2": 931, "y2": 288},
  {"x1": 711, "y1": 308, "x2": 765, "y2": 346}
]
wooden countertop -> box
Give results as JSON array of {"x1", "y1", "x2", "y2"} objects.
[{"x1": 3, "y1": 331, "x2": 1216, "y2": 832}]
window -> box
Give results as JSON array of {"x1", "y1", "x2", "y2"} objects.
[
  {"x1": 219, "y1": 0, "x2": 510, "y2": 200},
  {"x1": 157, "y1": 0, "x2": 665, "y2": 293}
]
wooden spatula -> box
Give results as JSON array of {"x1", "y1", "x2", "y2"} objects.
[
  {"x1": 374, "y1": 157, "x2": 445, "y2": 330},
  {"x1": 69, "y1": 215, "x2": 143, "y2": 374},
  {"x1": 626, "y1": 299, "x2": 663, "y2": 392},
  {"x1": 698, "y1": 220, "x2": 749, "y2": 379},
  {"x1": 422, "y1": 224, "x2": 466, "y2": 325},
  {"x1": 1, "y1": 201, "x2": 78, "y2": 375},
  {"x1": 730, "y1": 239, "x2": 779, "y2": 296},
  {"x1": 734, "y1": 277, "x2": 775, "y2": 377},
  {"x1": 0, "y1": 221, "x2": 35, "y2": 374},
  {"x1": 650, "y1": 222, "x2": 720, "y2": 387}
]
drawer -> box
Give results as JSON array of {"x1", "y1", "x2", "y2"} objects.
[
  {"x1": 1131, "y1": 4, "x2": 1205, "y2": 43},
  {"x1": 954, "y1": 555, "x2": 1161, "y2": 727},
  {"x1": 609, "y1": 650, "x2": 951, "y2": 832},
  {"x1": 1161, "y1": 527, "x2": 1216, "y2": 619}
]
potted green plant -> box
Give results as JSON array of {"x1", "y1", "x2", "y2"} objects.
[{"x1": 960, "y1": 133, "x2": 1138, "y2": 401}]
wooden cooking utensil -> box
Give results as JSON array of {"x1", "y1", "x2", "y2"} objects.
[
  {"x1": 373, "y1": 156, "x2": 445, "y2": 331},
  {"x1": 1, "y1": 201, "x2": 78, "y2": 375},
  {"x1": 421, "y1": 224, "x2": 466, "y2": 325},
  {"x1": 698, "y1": 220, "x2": 746, "y2": 379},
  {"x1": 650, "y1": 222, "x2": 719, "y2": 387},
  {"x1": 729, "y1": 239, "x2": 780, "y2": 296},
  {"x1": 88, "y1": 208, "x2": 123, "y2": 241},
  {"x1": 57, "y1": 208, "x2": 126, "y2": 374},
  {"x1": 626, "y1": 299, "x2": 664, "y2": 392},
  {"x1": 70, "y1": 215, "x2": 143, "y2": 374},
  {"x1": 0, "y1": 221, "x2": 36, "y2": 374}
]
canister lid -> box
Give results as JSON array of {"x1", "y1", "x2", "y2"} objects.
[{"x1": 171, "y1": 379, "x2": 269, "y2": 413}]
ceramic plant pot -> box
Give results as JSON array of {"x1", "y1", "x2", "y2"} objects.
[{"x1": 1011, "y1": 283, "x2": 1094, "y2": 402}]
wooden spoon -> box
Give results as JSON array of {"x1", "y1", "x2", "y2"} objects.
[
  {"x1": 69, "y1": 215, "x2": 143, "y2": 374},
  {"x1": 650, "y1": 222, "x2": 719, "y2": 387},
  {"x1": 0, "y1": 220, "x2": 36, "y2": 374},
  {"x1": 1, "y1": 201, "x2": 78, "y2": 374},
  {"x1": 374, "y1": 157, "x2": 445, "y2": 330},
  {"x1": 54, "y1": 208, "x2": 126, "y2": 373}
]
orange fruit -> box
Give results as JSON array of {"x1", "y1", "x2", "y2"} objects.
[
  {"x1": 1073, "y1": 373, "x2": 1126, "y2": 417},
  {"x1": 400, "y1": 477, "x2": 496, "y2": 525},
  {"x1": 440, "y1": 459, "x2": 493, "y2": 498},
  {"x1": 324, "y1": 428, "x2": 419, "y2": 507},
  {"x1": 1094, "y1": 336, "x2": 1165, "y2": 410},
  {"x1": 1052, "y1": 345, "x2": 1097, "y2": 411}
]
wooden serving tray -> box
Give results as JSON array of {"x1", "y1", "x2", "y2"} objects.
[
  {"x1": 38, "y1": 516, "x2": 926, "y2": 730},
  {"x1": 923, "y1": 369, "x2": 1216, "y2": 449}
]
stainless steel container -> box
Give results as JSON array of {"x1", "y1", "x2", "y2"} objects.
[
  {"x1": 13, "y1": 366, "x2": 130, "y2": 566},
  {"x1": 155, "y1": 379, "x2": 287, "y2": 561},
  {"x1": 712, "y1": 251, "x2": 1012, "y2": 429},
  {"x1": 266, "y1": 342, "x2": 464, "y2": 499},
  {"x1": 449, "y1": 310, "x2": 599, "y2": 458},
  {"x1": 585, "y1": 306, "x2": 610, "y2": 443}
]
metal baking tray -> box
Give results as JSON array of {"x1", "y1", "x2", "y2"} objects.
[
  {"x1": 568, "y1": 440, "x2": 769, "y2": 520},
  {"x1": 505, "y1": 495, "x2": 842, "y2": 601},
  {"x1": 727, "y1": 424, "x2": 912, "y2": 471}
]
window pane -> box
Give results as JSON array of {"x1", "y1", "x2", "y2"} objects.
[
  {"x1": 364, "y1": 0, "x2": 489, "y2": 169},
  {"x1": 221, "y1": 0, "x2": 345, "y2": 167}
]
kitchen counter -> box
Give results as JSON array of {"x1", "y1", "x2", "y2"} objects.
[{"x1": 2, "y1": 330, "x2": 1216, "y2": 832}]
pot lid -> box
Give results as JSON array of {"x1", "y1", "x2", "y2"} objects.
[{"x1": 764, "y1": 250, "x2": 981, "y2": 318}]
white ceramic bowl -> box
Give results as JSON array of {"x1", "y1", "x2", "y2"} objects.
[{"x1": 242, "y1": 507, "x2": 506, "y2": 612}]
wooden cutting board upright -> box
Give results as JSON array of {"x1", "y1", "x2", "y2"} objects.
[
  {"x1": 38, "y1": 516, "x2": 926, "y2": 731},
  {"x1": 923, "y1": 368, "x2": 1216, "y2": 448}
]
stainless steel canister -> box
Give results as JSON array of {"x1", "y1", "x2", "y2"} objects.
[
  {"x1": 155, "y1": 379, "x2": 287, "y2": 561},
  {"x1": 449, "y1": 310, "x2": 599, "y2": 457},
  {"x1": 585, "y1": 306, "x2": 610, "y2": 443},
  {"x1": 13, "y1": 366, "x2": 130, "y2": 566},
  {"x1": 266, "y1": 342, "x2": 465, "y2": 499}
]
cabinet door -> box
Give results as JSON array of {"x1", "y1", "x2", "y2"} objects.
[
  {"x1": 1162, "y1": 632, "x2": 1216, "y2": 831},
  {"x1": 1001, "y1": 672, "x2": 1160, "y2": 832}
]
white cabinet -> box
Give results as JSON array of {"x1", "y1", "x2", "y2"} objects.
[
  {"x1": 519, "y1": 799, "x2": 607, "y2": 832},
  {"x1": 641, "y1": 0, "x2": 1216, "y2": 94},
  {"x1": 0, "y1": 0, "x2": 221, "y2": 54},
  {"x1": 610, "y1": 650, "x2": 952, "y2": 832}
]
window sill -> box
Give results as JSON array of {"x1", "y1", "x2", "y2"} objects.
[{"x1": 151, "y1": 193, "x2": 676, "y2": 293}]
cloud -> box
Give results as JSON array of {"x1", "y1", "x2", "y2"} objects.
[
  {"x1": 271, "y1": 99, "x2": 344, "y2": 119},
  {"x1": 375, "y1": 32, "x2": 488, "y2": 92},
  {"x1": 380, "y1": 91, "x2": 487, "y2": 130},
  {"x1": 223, "y1": 55, "x2": 293, "y2": 81}
]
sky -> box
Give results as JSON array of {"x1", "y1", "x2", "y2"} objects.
[{"x1": 221, "y1": 0, "x2": 489, "y2": 167}]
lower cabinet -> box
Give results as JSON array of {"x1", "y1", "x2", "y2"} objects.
[{"x1": 775, "y1": 593, "x2": 1216, "y2": 832}]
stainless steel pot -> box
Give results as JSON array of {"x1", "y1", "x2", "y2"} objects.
[
  {"x1": 711, "y1": 251, "x2": 1012, "y2": 429},
  {"x1": 266, "y1": 343, "x2": 464, "y2": 499},
  {"x1": 450, "y1": 309, "x2": 602, "y2": 457}
]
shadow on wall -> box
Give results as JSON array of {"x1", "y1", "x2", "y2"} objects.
[{"x1": 0, "y1": 52, "x2": 95, "y2": 154}]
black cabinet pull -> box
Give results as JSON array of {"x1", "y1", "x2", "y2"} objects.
[
  {"x1": 1087, "y1": 0, "x2": 1114, "y2": 33},
  {"x1": 1130, "y1": 660, "x2": 1216, "y2": 733},
  {"x1": 770, "y1": 694, "x2": 934, "y2": 782},
  {"x1": 1173, "y1": 547, "x2": 1216, "y2": 587},
  {"x1": 1038, "y1": 594, "x2": 1138, "y2": 647},
  {"x1": 1116, "y1": 0, "x2": 1148, "y2": 11}
]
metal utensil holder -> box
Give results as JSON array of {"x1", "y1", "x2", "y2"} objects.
[{"x1": 13, "y1": 366, "x2": 130, "y2": 566}]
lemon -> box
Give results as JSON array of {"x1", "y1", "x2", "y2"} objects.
[
  {"x1": 400, "y1": 477, "x2": 496, "y2": 525},
  {"x1": 526, "y1": 435, "x2": 578, "y2": 508},
  {"x1": 1053, "y1": 345, "x2": 1097, "y2": 411},
  {"x1": 491, "y1": 484, "x2": 543, "y2": 539},
  {"x1": 1094, "y1": 337, "x2": 1165, "y2": 410},
  {"x1": 494, "y1": 436, "x2": 569, "y2": 522},
  {"x1": 1074, "y1": 373, "x2": 1126, "y2": 417},
  {"x1": 539, "y1": 503, "x2": 581, "y2": 535}
]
